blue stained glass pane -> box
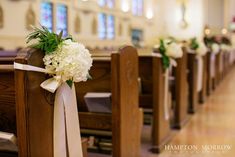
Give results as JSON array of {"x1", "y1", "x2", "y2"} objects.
[
  {"x1": 98, "y1": 13, "x2": 107, "y2": 39},
  {"x1": 56, "y1": 4, "x2": 68, "y2": 36},
  {"x1": 107, "y1": 15, "x2": 115, "y2": 39},
  {"x1": 40, "y1": 2, "x2": 53, "y2": 32}
]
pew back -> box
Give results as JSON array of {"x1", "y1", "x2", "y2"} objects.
[{"x1": 0, "y1": 52, "x2": 17, "y2": 134}]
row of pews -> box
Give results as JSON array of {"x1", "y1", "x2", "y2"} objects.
[{"x1": 0, "y1": 45, "x2": 234, "y2": 157}]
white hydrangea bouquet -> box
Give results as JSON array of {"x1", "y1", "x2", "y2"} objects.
[
  {"x1": 220, "y1": 44, "x2": 232, "y2": 52},
  {"x1": 189, "y1": 37, "x2": 207, "y2": 56},
  {"x1": 26, "y1": 26, "x2": 92, "y2": 92},
  {"x1": 154, "y1": 39, "x2": 183, "y2": 69},
  {"x1": 211, "y1": 43, "x2": 220, "y2": 54},
  {"x1": 15, "y1": 25, "x2": 93, "y2": 157}
]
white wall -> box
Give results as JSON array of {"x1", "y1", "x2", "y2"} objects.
[
  {"x1": 224, "y1": 0, "x2": 235, "y2": 28},
  {"x1": 160, "y1": 0, "x2": 205, "y2": 40}
]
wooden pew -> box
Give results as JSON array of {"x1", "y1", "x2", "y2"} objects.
[
  {"x1": 187, "y1": 49, "x2": 208, "y2": 112},
  {"x1": 76, "y1": 46, "x2": 142, "y2": 157},
  {"x1": 0, "y1": 49, "x2": 88, "y2": 157},
  {"x1": 215, "y1": 51, "x2": 222, "y2": 85},
  {"x1": 0, "y1": 52, "x2": 17, "y2": 157},
  {"x1": 171, "y1": 50, "x2": 190, "y2": 129},
  {"x1": 137, "y1": 50, "x2": 172, "y2": 153},
  {"x1": 0, "y1": 51, "x2": 17, "y2": 134},
  {"x1": 206, "y1": 51, "x2": 216, "y2": 95},
  {"x1": 187, "y1": 53, "x2": 199, "y2": 113},
  {"x1": 199, "y1": 55, "x2": 207, "y2": 103}
]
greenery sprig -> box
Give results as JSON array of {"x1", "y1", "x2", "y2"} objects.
[
  {"x1": 159, "y1": 39, "x2": 170, "y2": 70},
  {"x1": 26, "y1": 25, "x2": 73, "y2": 55},
  {"x1": 190, "y1": 37, "x2": 199, "y2": 50}
]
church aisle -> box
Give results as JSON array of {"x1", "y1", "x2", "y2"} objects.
[{"x1": 143, "y1": 67, "x2": 235, "y2": 157}]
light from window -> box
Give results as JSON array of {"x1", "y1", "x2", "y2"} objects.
[
  {"x1": 40, "y1": 2, "x2": 53, "y2": 32},
  {"x1": 98, "y1": 0, "x2": 114, "y2": 8},
  {"x1": 56, "y1": 4, "x2": 68, "y2": 36},
  {"x1": 107, "y1": 15, "x2": 115, "y2": 39},
  {"x1": 98, "y1": 13, "x2": 115, "y2": 39},
  {"x1": 98, "y1": 13, "x2": 107, "y2": 39},
  {"x1": 132, "y1": 0, "x2": 143, "y2": 16},
  {"x1": 107, "y1": 0, "x2": 114, "y2": 8},
  {"x1": 98, "y1": 0, "x2": 106, "y2": 7}
]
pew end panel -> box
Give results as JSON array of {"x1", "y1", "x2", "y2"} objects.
[
  {"x1": 206, "y1": 52, "x2": 213, "y2": 95},
  {"x1": 187, "y1": 53, "x2": 199, "y2": 114},
  {"x1": 215, "y1": 52, "x2": 222, "y2": 85},
  {"x1": 172, "y1": 51, "x2": 190, "y2": 129},
  {"x1": 199, "y1": 55, "x2": 207, "y2": 104},
  {"x1": 14, "y1": 49, "x2": 88, "y2": 157},
  {"x1": 15, "y1": 49, "x2": 54, "y2": 157},
  {"x1": 151, "y1": 56, "x2": 172, "y2": 153},
  {"x1": 112, "y1": 46, "x2": 141, "y2": 157}
]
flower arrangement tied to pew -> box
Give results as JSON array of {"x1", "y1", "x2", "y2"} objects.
[
  {"x1": 220, "y1": 36, "x2": 232, "y2": 52},
  {"x1": 152, "y1": 38, "x2": 183, "y2": 120},
  {"x1": 188, "y1": 37, "x2": 207, "y2": 56},
  {"x1": 188, "y1": 37, "x2": 207, "y2": 93},
  {"x1": 26, "y1": 26, "x2": 93, "y2": 91},
  {"x1": 153, "y1": 38, "x2": 183, "y2": 69},
  {"x1": 14, "y1": 25, "x2": 93, "y2": 157},
  {"x1": 204, "y1": 36, "x2": 220, "y2": 54}
]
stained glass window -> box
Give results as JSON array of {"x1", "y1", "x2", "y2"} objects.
[
  {"x1": 132, "y1": 0, "x2": 143, "y2": 16},
  {"x1": 137, "y1": 0, "x2": 143, "y2": 16},
  {"x1": 40, "y1": 2, "x2": 53, "y2": 32},
  {"x1": 98, "y1": 13, "x2": 115, "y2": 39},
  {"x1": 56, "y1": 4, "x2": 68, "y2": 36},
  {"x1": 107, "y1": 15, "x2": 115, "y2": 39},
  {"x1": 98, "y1": 13, "x2": 106, "y2": 39},
  {"x1": 98, "y1": 0, "x2": 114, "y2": 8}
]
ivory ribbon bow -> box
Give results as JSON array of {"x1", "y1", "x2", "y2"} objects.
[
  {"x1": 210, "y1": 54, "x2": 216, "y2": 78},
  {"x1": 152, "y1": 53, "x2": 177, "y2": 120},
  {"x1": 196, "y1": 56, "x2": 203, "y2": 92},
  {"x1": 14, "y1": 62, "x2": 83, "y2": 157}
]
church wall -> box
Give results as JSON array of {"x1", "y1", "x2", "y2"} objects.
[{"x1": 0, "y1": 0, "x2": 230, "y2": 50}]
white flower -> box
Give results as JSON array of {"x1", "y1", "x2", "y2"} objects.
[
  {"x1": 43, "y1": 39, "x2": 93, "y2": 83},
  {"x1": 211, "y1": 43, "x2": 220, "y2": 54},
  {"x1": 166, "y1": 42, "x2": 183, "y2": 58},
  {"x1": 154, "y1": 39, "x2": 183, "y2": 59},
  {"x1": 196, "y1": 42, "x2": 207, "y2": 56},
  {"x1": 220, "y1": 44, "x2": 231, "y2": 52}
]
